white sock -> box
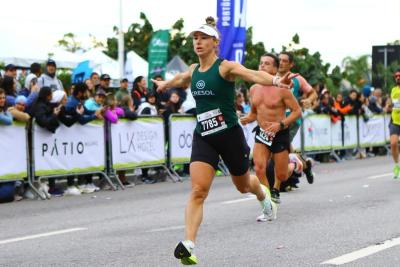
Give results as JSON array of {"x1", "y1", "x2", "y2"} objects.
[{"x1": 183, "y1": 240, "x2": 195, "y2": 249}]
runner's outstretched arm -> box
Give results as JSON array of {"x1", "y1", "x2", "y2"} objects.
[
  {"x1": 223, "y1": 61, "x2": 293, "y2": 87},
  {"x1": 152, "y1": 65, "x2": 195, "y2": 92}
]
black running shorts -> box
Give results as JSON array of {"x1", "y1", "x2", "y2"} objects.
[
  {"x1": 254, "y1": 126, "x2": 290, "y2": 153},
  {"x1": 190, "y1": 125, "x2": 250, "y2": 176}
]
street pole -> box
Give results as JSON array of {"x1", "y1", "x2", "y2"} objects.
[{"x1": 118, "y1": 0, "x2": 124, "y2": 79}]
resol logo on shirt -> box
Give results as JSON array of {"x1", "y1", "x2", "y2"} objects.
[{"x1": 196, "y1": 80, "x2": 206, "y2": 90}]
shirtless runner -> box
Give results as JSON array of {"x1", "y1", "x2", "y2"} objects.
[{"x1": 241, "y1": 53, "x2": 301, "y2": 217}]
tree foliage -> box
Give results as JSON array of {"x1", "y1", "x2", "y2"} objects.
[
  {"x1": 59, "y1": 13, "x2": 389, "y2": 97},
  {"x1": 342, "y1": 55, "x2": 371, "y2": 89},
  {"x1": 105, "y1": 12, "x2": 154, "y2": 60},
  {"x1": 57, "y1": 33, "x2": 84, "y2": 53}
]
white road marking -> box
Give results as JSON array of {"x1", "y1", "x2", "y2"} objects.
[
  {"x1": 146, "y1": 225, "x2": 185, "y2": 233},
  {"x1": 221, "y1": 195, "x2": 256, "y2": 205},
  {"x1": 0, "y1": 228, "x2": 87, "y2": 245},
  {"x1": 367, "y1": 173, "x2": 392, "y2": 179},
  {"x1": 321, "y1": 237, "x2": 400, "y2": 265}
]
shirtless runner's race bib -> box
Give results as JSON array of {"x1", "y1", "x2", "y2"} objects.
[
  {"x1": 256, "y1": 127, "x2": 273, "y2": 146},
  {"x1": 197, "y1": 108, "x2": 228, "y2": 136}
]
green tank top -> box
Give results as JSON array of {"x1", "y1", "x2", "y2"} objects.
[{"x1": 191, "y1": 58, "x2": 238, "y2": 136}]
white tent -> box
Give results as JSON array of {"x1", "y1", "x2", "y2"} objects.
[
  {"x1": 166, "y1": 55, "x2": 189, "y2": 80},
  {"x1": 0, "y1": 46, "x2": 82, "y2": 69},
  {"x1": 124, "y1": 50, "x2": 148, "y2": 82},
  {"x1": 80, "y1": 48, "x2": 119, "y2": 79}
]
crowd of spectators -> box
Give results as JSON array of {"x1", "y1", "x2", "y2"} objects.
[
  {"x1": 0, "y1": 59, "x2": 394, "y2": 202},
  {"x1": 0, "y1": 60, "x2": 195, "y2": 201}
]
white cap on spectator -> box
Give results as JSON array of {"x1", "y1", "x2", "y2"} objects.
[
  {"x1": 24, "y1": 73, "x2": 37, "y2": 89},
  {"x1": 51, "y1": 90, "x2": 66, "y2": 104}
]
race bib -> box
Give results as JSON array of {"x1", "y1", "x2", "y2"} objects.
[
  {"x1": 197, "y1": 108, "x2": 227, "y2": 136},
  {"x1": 256, "y1": 127, "x2": 273, "y2": 146}
]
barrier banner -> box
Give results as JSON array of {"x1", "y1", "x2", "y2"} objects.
[
  {"x1": 169, "y1": 115, "x2": 196, "y2": 164},
  {"x1": 33, "y1": 121, "x2": 105, "y2": 176},
  {"x1": 240, "y1": 121, "x2": 257, "y2": 156},
  {"x1": 343, "y1": 115, "x2": 359, "y2": 148},
  {"x1": 331, "y1": 116, "x2": 358, "y2": 149},
  {"x1": 358, "y1": 115, "x2": 386, "y2": 147},
  {"x1": 0, "y1": 123, "x2": 27, "y2": 180},
  {"x1": 384, "y1": 114, "x2": 391, "y2": 143},
  {"x1": 303, "y1": 115, "x2": 332, "y2": 151},
  {"x1": 111, "y1": 117, "x2": 165, "y2": 169}
]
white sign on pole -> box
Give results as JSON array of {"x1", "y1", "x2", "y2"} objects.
[
  {"x1": 169, "y1": 115, "x2": 196, "y2": 164},
  {"x1": 0, "y1": 123, "x2": 27, "y2": 180},
  {"x1": 33, "y1": 122, "x2": 105, "y2": 176},
  {"x1": 303, "y1": 115, "x2": 332, "y2": 151},
  {"x1": 358, "y1": 115, "x2": 386, "y2": 147},
  {"x1": 111, "y1": 118, "x2": 165, "y2": 169}
]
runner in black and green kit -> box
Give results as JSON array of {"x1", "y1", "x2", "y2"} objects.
[{"x1": 152, "y1": 16, "x2": 292, "y2": 265}]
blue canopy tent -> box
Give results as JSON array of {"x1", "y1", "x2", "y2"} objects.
[{"x1": 72, "y1": 60, "x2": 93, "y2": 84}]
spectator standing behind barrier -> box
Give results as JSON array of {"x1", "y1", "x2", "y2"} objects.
[
  {"x1": 314, "y1": 92, "x2": 339, "y2": 120},
  {"x1": 388, "y1": 69, "x2": 400, "y2": 179},
  {"x1": 344, "y1": 89, "x2": 362, "y2": 115},
  {"x1": 21, "y1": 63, "x2": 41, "y2": 97},
  {"x1": 38, "y1": 60, "x2": 64, "y2": 92},
  {"x1": 8, "y1": 95, "x2": 30, "y2": 122},
  {"x1": 131, "y1": 75, "x2": 147, "y2": 110},
  {"x1": 85, "y1": 78, "x2": 96, "y2": 98},
  {"x1": 1, "y1": 76, "x2": 17, "y2": 106},
  {"x1": 84, "y1": 89, "x2": 106, "y2": 112},
  {"x1": 4, "y1": 64, "x2": 21, "y2": 93},
  {"x1": 99, "y1": 74, "x2": 112, "y2": 94},
  {"x1": 91, "y1": 72, "x2": 101, "y2": 90},
  {"x1": 0, "y1": 88, "x2": 13, "y2": 125},
  {"x1": 136, "y1": 92, "x2": 158, "y2": 115},
  {"x1": 115, "y1": 78, "x2": 130, "y2": 105},
  {"x1": 103, "y1": 94, "x2": 125, "y2": 123},
  {"x1": 66, "y1": 82, "x2": 103, "y2": 124},
  {"x1": 332, "y1": 93, "x2": 352, "y2": 122}
]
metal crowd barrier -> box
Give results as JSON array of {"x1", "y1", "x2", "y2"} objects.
[
  {"x1": 108, "y1": 116, "x2": 178, "y2": 183},
  {"x1": 1, "y1": 113, "x2": 394, "y2": 198},
  {"x1": 29, "y1": 120, "x2": 114, "y2": 199}
]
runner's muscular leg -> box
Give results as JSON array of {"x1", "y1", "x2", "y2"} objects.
[
  {"x1": 273, "y1": 150, "x2": 289, "y2": 189},
  {"x1": 253, "y1": 143, "x2": 271, "y2": 188},
  {"x1": 390, "y1": 134, "x2": 399, "y2": 163},
  {"x1": 185, "y1": 161, "x2": 215, "y2": 242}
]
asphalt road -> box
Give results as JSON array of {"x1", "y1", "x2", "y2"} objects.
[{"x1": 1, "y1": 155, "x2": 400, "y2": 267}]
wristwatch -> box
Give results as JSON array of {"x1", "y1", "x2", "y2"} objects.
[{"x1": 279, "y1": 121, "x2": 285, "y2": 130}]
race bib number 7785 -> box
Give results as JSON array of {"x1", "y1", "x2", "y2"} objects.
[{"x1": 197, "y1": 108, "x2": 227, "y2": 136}]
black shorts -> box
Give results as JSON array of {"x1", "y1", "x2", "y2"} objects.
[
  {"x1": 190, "y1": 125, "x2": 250, "y2": 176},
  {"x1": 254, "y1": 126, "x2": 290, "y2": 153},
  {"x1": 389, "y1": 122, "x2": 400, "y2": 136}
]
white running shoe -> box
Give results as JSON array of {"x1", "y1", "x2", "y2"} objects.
[
  {"x1": 80, "y1": 185, "x2": 95, "y2": 194},
  {"x1": 64, "y1": 186, "x2": 82, "y2": 196},
  {"x1": 259, "y1": 185, "x2": 277, "y2": 221},
  {"x1": 86, "y1": 183, "x2": 100, "y2": 192}
]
